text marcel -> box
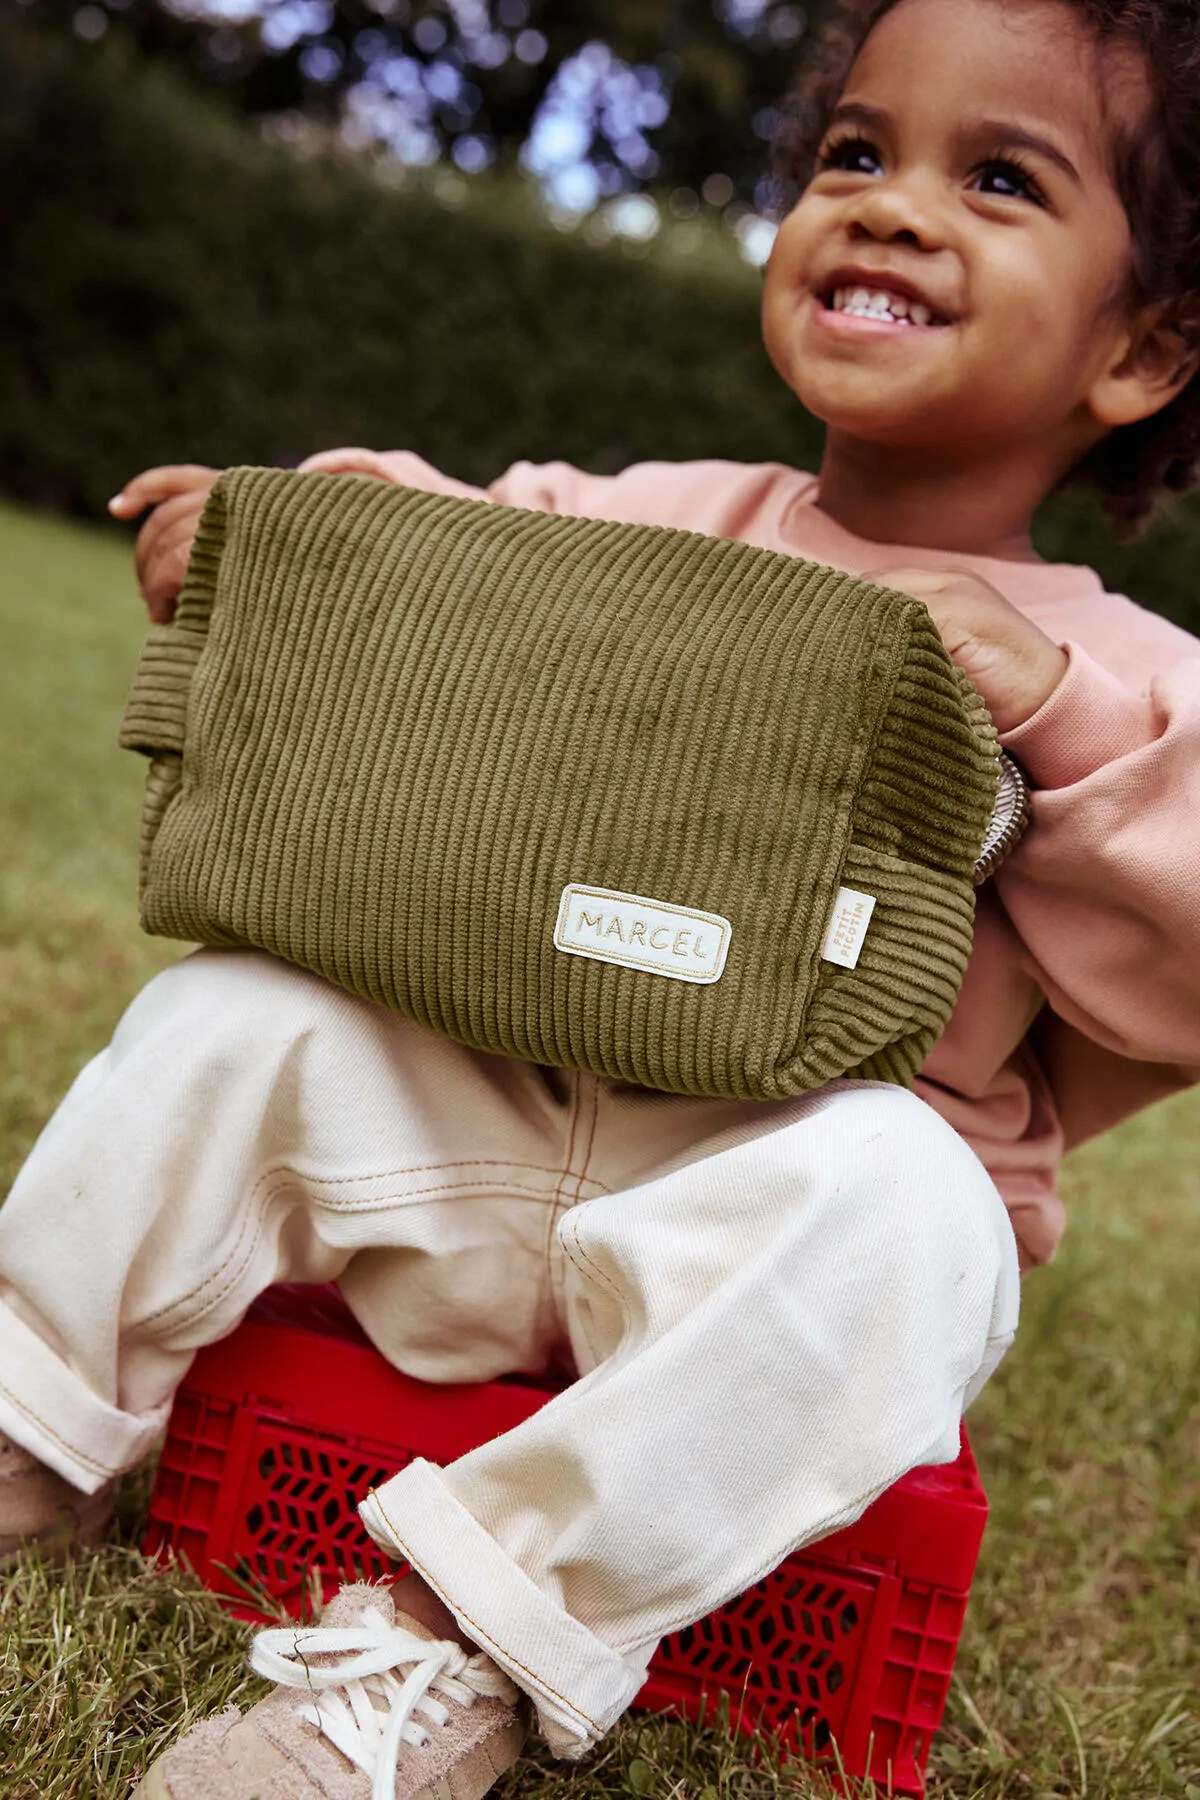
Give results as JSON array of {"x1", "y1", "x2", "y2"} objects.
[{"x1": 574, "y1": 905, "x2": 712, "y2": 964}]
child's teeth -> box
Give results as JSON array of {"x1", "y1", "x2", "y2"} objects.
[
  {"x1": 832, "y1": 286, "x2": 935, "y2": 324},
  {"x1": 829, "y1": 285, "x2": 940, "y2": 324}
]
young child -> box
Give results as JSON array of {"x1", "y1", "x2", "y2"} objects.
[{"x1": 5, "y1": 0, "x2": 1200, "y2": 1794}]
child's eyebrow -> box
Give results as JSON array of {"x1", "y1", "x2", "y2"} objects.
[{"x1": 827, "y1": 101, "x2": 891, "y2": 138}]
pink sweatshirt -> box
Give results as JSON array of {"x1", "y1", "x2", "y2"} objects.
[{"x1": 300, "y1": 447, "x2": 1200, "y2": 1270}]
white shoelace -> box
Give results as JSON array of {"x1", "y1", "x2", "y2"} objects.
[{"x1": 250, "y1": 1606, "x2": 520, "y2": 1800}]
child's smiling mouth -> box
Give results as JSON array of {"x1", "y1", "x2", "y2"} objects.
[
  {"x1": 813, "y1": 269, "x2": 954, "y2": 333},
  {"x1": 828, "y1": 285, "x2": 941, "y2": 327}
]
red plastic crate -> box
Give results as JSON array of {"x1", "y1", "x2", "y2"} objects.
[{"x1": 145, "y1": 1287, "x2": 988, "y2": 1796}]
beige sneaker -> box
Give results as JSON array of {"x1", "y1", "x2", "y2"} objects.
[
  {"x1": 132, "y1": 1583, "x2": 529, "y2": 1800},
  {"x1": 0, "y1": 1428, "x2": 115, "y2": 1566}
]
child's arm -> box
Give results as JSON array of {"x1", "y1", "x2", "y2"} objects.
[
  {"x1": 111, "y1": 451, "x2": 583, "y2": 618},
  {"x1": 109, "y1": 453, "x2": 492, "y2": 619},
  {"x1": 296, "y1": 447, "x2": 762, "y2": 531},
  {"x1": 296, "y1": 446, "x2": 491, "y2": 500},
  {"x1": 113, "y1": 449, "x2": 765, "y2": 618},
  {"x1": 993, "y1": 640, "x2": 1200, "y2": 1067},
  {"x1": 877, "y1": 564, "x2": 1200, "y2": 1070}
]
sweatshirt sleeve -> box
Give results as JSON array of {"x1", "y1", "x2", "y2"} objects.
[
  {"x1": 297, "y1": 447, "x2": 491, "y2": 499},
  {"x1": 995, "y1": 635, "x2": 1200, "y2": 1066},
  {"x1": 296, "y1": 448, "x2": 791, "y2": 534},
  {"x1": 295, "y1": 448, "x2": 619, "y2": 514},
  {"x1": 297, "y1": 445, "x2": 654, "y2": 525}
]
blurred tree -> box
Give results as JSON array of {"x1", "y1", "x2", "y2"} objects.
[{"x1": 10, "y1": 0, "x2": 825, "y2": 215}]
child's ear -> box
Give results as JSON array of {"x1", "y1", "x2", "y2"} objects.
[{"x1": 1088, "y1": 300, "x2": 1200, "y2": 430}]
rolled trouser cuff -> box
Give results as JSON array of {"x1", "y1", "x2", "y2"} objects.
[
  {"x1": 0, "y1": 1300, "x2": 167, "y2": 1492},
  {"x1": 360, "y1": 1458, "x2": 643, "y2": 1757}
]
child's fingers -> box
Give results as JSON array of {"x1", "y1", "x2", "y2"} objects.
[
  {"x1": 141, "y1": 546, "x2": 190, "y2": 622},
  {"x1": 109, "y1": 464, "x2": 218, "y2": 519},
  {"x1": 136, "y1": 502, "x2": 210, "y2": 618},
  {"x1": 140, "y1": 519, "x2": 204, "y2": 619},
  {"x1": 866, "y1": 562, "x2": 1067, "y2": 730},
  {"x1": 133, "y1": 488, "x2": 211, "y2": 582},
  {"x1": 145, "y1": 586, "x2": 179, "y2": 626},
  {"x1": 134, "y1": 491, "x2": 215, "y2": 601},
  {"x1": 140, "y1": 510, "x2": 199, "y2": 579},
  {"x1": 298, "y1": 448, "x2": 394, "y2": 478}
]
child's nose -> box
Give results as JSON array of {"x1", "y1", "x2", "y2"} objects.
[{"x1": 844, "y1": 171, "x2": 948, "y2": 253}]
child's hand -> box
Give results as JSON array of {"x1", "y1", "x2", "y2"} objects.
[
  {"x1": 108, "y1": 465, "x2": 220, "y2": 623},
  {"x1": 866, "y1": 565, "x2": 1068, "y2": 734},
  {"x1": 297, "y1": 447, "x2": 399, "y2": 479}
]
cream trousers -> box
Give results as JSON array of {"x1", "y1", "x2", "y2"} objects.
[{"x1": 0, "y1": 949, "x2": 1019, "y2": 1756}]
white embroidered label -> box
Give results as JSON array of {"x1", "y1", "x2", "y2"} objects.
[
  {"x1": 821, "y1": 887, "x2": 877, "y2": 969},
  {"x1": 554, "y1": 884, "x2": 732, "y2": 984}
]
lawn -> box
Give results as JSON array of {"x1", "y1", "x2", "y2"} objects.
[{"x1": 0, "y1": 499, "x2": 1196, "y2": 1800}]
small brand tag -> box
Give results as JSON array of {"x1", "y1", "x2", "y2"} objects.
[
  {"x1": 554, "y1": 884, "x2": 732, "y2": 984},
  {"x1": 821, "y1": 887, "x2": 877, "y2": 969}
]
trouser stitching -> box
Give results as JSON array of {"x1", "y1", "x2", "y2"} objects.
[
  {"x1": 556, "y1": 1206, "x2": 634, "y2": 1373},
  {"x1": 272, "y1": 1156, "x2": 579, "y2": 1190},
  {"x1": 543, "y1": 1078, "x2": 601, "y2": 1330},
  {"x1": 541, "y1": 1077, "x2": 583, "y2": 1297},
  {"x1": 558, "y1": 1208, "x2": 627, "y2": 1313},
  {"x1": 135, "y1": 1165, "x2": 573, "y2": 1334},
  {"x1": 0, "y1": 1368, "x2": 115, "y2": 1480}
]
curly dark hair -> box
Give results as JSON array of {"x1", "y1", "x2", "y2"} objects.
[{"x1": 770, "y1": 0, "x2": 1200, "y2": 536}]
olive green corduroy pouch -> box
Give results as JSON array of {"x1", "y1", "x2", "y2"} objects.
[{"x1": 119, "y1": 466, "x2": 1001, "y2": 1101}]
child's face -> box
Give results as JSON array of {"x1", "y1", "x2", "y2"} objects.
[{"x1": 762, "y1": 0, "x2": 1147, "y2": 464}]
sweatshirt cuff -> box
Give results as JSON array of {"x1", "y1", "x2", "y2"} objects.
[{"x1": 999, "y1": 639, "x2": 1154, "y2": 788}]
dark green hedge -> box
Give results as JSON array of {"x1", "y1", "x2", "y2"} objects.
[
  {"x1": 0, "y1": 28, "x2": 817, "y2": 498},
  {"x1": 3, "y1": 23, "x2": 1199, "y2": 635}
]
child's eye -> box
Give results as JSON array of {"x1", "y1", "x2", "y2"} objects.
[
  {"x1": 973, "y1": 159, "x2": 1046, "y2": 206},
  {"x1": 818, "y1": 136, "x2": 883, "y2": 178}
]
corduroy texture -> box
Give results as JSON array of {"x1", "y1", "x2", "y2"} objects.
[{"x1": 120, "y1": 468, "x2": 999, "y2": 1100}]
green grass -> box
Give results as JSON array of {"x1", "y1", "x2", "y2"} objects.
[
  {"x1": 0, "y1": 500, "x2": 183, "y2": 1196},
  {"x1": 0, "y1": 501, "x2": 1197, "y2": 1800}
]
